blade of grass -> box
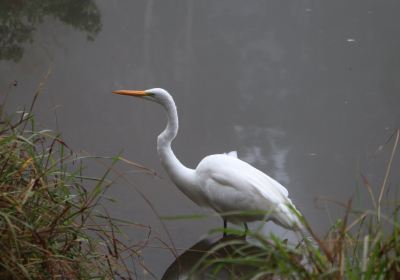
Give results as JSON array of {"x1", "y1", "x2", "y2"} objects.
[{"x1": 378, "y1": 129, "x2": 399, "y2": 221}]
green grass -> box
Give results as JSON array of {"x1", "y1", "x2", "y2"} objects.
[{"x1": 0, "y1": 106, "x2": 145, "y2": 279}]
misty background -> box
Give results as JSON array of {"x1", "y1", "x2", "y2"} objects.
[{"x1": 1, "y1": 0, "x2": 399, "y2": 277}]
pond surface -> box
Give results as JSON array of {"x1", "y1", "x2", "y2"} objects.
[{"x1": 1, "y1": 0, "x2": 399, "y2": 278}]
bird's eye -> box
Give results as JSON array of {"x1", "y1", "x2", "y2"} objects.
[{"x1": 147, "y1": 93, "x2": 155, "y2": 97}]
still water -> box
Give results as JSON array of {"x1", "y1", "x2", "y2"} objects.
[{"x1": 1, "y1": 0, "x2": 399, "y2": 278}]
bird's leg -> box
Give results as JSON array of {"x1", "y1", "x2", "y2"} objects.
[
  {"x1": 223, "y1": 218, "x2": 227, "y2": 237},
  {"x1": 243, "y1": 223, "x2": 249, "y2": 237}
]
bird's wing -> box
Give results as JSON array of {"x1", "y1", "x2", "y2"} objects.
[
  {"x1": 221, "y1": 153, "x2": 289, "y2": 197},
  {"x1": 196, "y1": 154, "x2": 291, "y2": 215}
]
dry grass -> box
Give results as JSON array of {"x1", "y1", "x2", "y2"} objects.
[{"x1": 0, "y1": 105, "x2": 151, "y2": 279}]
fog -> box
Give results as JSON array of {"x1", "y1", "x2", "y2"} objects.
[{"x1": 1, "y1": 1, "x2": 399, "y2": 277}]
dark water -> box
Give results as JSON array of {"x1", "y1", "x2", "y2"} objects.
[{"x1": 1, "y1": 1, "x2": 399, "y2": 277}]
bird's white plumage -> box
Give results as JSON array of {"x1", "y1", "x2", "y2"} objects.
[
  {"x1": 195, "y1": 153, "x2": 299, "y2": 227},
  {"x1": 113, "y1": 88, "x2": 302, "y2": 231},
  {"x1": 225, "y1": 151, "x2": 238, "y2": 158}
]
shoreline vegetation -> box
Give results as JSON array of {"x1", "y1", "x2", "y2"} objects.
[
  {"x1": 1, "y1": 93, "x2": 398, "y2": 279},
  {"x1": 0, "y1": 95, "x2": 154, "y2": 279}
]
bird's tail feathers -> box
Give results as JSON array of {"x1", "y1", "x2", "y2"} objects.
[
  {"x1": 272, "y1": 204, "x2": 302, "y2": 229},
  {"x1": 273, "y1": 204, "x2": 318, "y2": 245}
]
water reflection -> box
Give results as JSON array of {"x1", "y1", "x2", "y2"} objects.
[
  {"x1": 162, "y1": 235, "x2": 262, "y2": 280},
  {"x1": 0, "y1": 0, "x2": 101, "y2": 62},
  {"x1": 234, "y1": 126, "x2": 291, "y2": 185}
]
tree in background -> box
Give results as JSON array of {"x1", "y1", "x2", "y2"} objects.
[{"x1": 0, "y1": 0, "x2": 102, "y2": 62}]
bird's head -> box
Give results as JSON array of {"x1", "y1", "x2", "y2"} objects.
[{"x1": 112, "y1": 88, "x2": 171, "y2": 105}]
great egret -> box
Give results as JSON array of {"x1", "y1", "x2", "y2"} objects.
[{"x1": 112, "y1": 88, "x2": 302, "y2": 234}]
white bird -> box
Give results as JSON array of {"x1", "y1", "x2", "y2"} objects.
[{"x1": 112, "y1": 88, "x2": 303, "y2": 235}]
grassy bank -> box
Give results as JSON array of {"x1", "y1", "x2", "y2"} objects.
[{"x1": 0, "y1": 107, "x2": 143, "y2": 279}]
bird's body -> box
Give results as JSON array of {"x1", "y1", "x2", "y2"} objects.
[
  {"x1": 113, "y1": 88, "x2": 302, "y2": 231},
  {"x1": 195, "y1": 153, "x2": 299, "y2": 228}
]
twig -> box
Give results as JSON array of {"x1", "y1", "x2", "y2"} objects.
[{"x1": 378, "y1": 129, "x2": 399, "y2": 221}]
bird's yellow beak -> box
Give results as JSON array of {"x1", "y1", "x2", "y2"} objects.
[{"x1": 112, "y1": 90, "x2": 148, "y2": 97}]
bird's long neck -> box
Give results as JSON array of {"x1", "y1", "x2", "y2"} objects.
[{"x1": 157, "y1": 97, "x2": 195, "y2": 189}]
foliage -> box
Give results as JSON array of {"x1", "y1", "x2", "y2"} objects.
[
  {"x1": 0, "y1": 0, "x2": 102, "y2": 62},
  {"x1": 0, "y1": 105, "x2": 144, "y2": 279}
]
